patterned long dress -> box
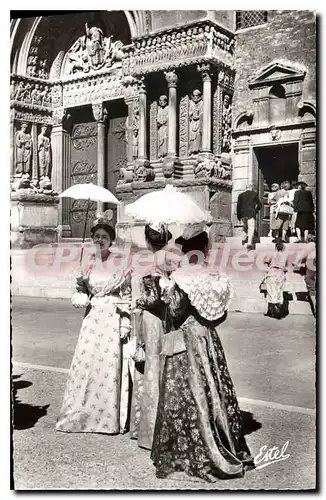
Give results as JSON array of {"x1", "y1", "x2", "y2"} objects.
[
  {"x1": 129, "y1": 275, "x2": 165, "y2": 450},
  {"x1": 148, "y1": 284, "x2": 254, "y2": 482},
  {"x1": 56, "y1": 264, "x2": 132, "y2": 435}
]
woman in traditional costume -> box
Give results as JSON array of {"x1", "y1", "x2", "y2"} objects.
[
  {"x1": 130, "y1": 222, "x2": 176, "y2": 450},
  {"x1": 140, "y1": 228, "x2": 255, "y2": 481},
  {"x1": 56, "y1": 214, "x2": 132, "y2": 435}
]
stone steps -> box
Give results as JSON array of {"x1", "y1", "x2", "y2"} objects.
[{"x1": 11, "y1": 240, "x2": 314, "y2": 315}]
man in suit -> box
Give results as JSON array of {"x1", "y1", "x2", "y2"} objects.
[{"x1": 237, "y1": 183, "x2": 262, "y2": 250}]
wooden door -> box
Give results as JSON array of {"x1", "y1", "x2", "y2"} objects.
[{"x1": 69, "y1": 122, "x2": 98, "y2": 238}]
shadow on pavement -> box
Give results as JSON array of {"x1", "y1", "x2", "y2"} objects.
[
  {"x1": 241, "y1": 410, "x2": 262, "y2": 435},
  {"x1": 12, "y1": 374, "x2": 49, "y2": 430}
]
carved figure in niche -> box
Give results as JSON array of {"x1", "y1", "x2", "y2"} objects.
[
  {"x1": 14, "y1": 81, "x2": 24, "y2": 100},
  {"x1": 31, "y1": 84, "x2": 42, "y2": 105},
  {"x1": 38, "y1": 126, "x2": 51, "y2": 178},
  {"x1": 39, "y1": 59, "x2": 48, "y2": 79},
  {"x1": 222, "y1": 94, "x2": 232, "y2": 152},
  {"x1": 189, "y1": 89, "x2": 203, "y2": 155},
  {"x1": 41, "y1": 86, "x2": 51, "y2": 107},
  {"x1": 22, "y1": 83, "x2": 32, "y2": 103},
  {"x1": 15, "y1": 123, "x2": 32, "y2": 175},
  {"x1": 157, "y1": 95, "x2": 168, "y2": 159}
]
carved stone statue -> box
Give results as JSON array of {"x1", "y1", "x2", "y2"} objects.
[
  {"x1": 15, "y1": 123, "x2": 32, "y2": 175},
  {"x1": 215, "y1": 159, "x2": 232, "y2": 180},
  {"x1": 222, "y1": 94, "x2": 232, "y2": 152},
  {"x1": 38, "y1": 126, "x2": 51, "y2": 177},
  {"x1": 189, "y1": 89, "x2": 203, "y2": 155},
  {"x1": 85, "y1": 23, "x2": 105, "y2": 68},
  {"x1": 157, "y1": 95, "x2": 168, "y2": 159}
]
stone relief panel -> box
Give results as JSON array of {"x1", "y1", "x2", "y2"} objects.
[
  {"x1": 212, "y1": 83, "x2": 221, "y2": 155},
  {"x1": 64, "y1": 23, "x2": 125, "y2": 76},
  {"x1": 194, "y1": 157, "x2": 231, "y2": 180},
  {"x1": 62, "y1": 73, "x2": 124, "y2": 107},
  {"x1": 149, "y1": 99, "x2": 158, "y2": 161},
  {"x1": 11, "y1": 77, "x2": 52, "y2": 108},
  {"x1": 123, "y1": 22, "x2": 234, "y2": 75},
  {"x1": 221, "y1": 92, "x2": 232, "y2": 153},
  {"x1": 26, "y1": 35, "x2": 50, "y2": 79},
  {"x1": 71, "y1": 123, "x2": 97, "y2": 150},
  {"x1": 179, "y1": 94, "x2": 189, "y2": 158}
]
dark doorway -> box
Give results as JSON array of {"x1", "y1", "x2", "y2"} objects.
[{"x1": 253, "y1": 143, "x2": 299, "y2": 236}]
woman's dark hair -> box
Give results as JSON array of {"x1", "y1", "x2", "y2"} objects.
[
  {"x1": 175, "y1": 231, "x2": 209, "y2": 256},
  {"x1": 275, "y1": 241, "x2": 285, "y2": 252},
  {"x1": 144, "y1": 224, "x2": 172, "y2": 250},
  {"x1": 90, "y1": 223, "x2": 116, "y2": 242}
]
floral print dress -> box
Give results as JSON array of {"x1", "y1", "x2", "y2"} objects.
[
  {"x1": 149, "y1": 284, "x2": 254, "y2": 481},
  {"x1": 56, "y1": 264, "x2": 132, "y2": 435}
]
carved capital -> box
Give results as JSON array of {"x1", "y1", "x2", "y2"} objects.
[
  {"x1": 164, "y1": 70, "x2": 178, "y2": 88},
  {"x1": 52, "y1": 108, "x2": 71, "y2": 127},
  {"x1": 92, "y1": 103, "x2": 108, "y2": 123},
  {"x1": 198, "y1": 63, "x2": 212, "y2": 82},
  {"x1": 122, "y1": 75, "x2": 140, "y2": 102}
]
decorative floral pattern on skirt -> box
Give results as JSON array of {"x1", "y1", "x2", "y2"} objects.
[
  {"x1": 56, "y1": 295, "x2": 130, "y2": 434},
  {"x1": 151, "y1": 316, "x2": 254, "y2": 481}
]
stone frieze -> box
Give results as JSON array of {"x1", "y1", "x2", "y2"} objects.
[{"x1": 122, "y1": 22, "x2": 234, "y2": 76}]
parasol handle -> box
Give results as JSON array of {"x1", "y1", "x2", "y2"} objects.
[{"x1": 80, "y1": 198, "x2": 91, "y2": 266}]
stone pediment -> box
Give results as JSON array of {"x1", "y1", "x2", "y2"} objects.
[{"x1": 249, "y1": 62, "x2": 306, "y2": 88}]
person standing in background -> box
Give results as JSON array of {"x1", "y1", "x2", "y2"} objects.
[
  {"x1": 237, "y1": 183, "x2": 262, "y2": 250},
  {"x1": 267, "y1": 183, "x2": 280, "y2": 238},
  {"x1": 293, "y1": 181, "x2": 315, "y2": 243},
  {"x1": 288, "y1": 181, "x2": 299, "y2": 235}
]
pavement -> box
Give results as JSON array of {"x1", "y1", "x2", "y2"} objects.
[{"x1": 11, "y1": 296, "x2": 316, "y2": 490}]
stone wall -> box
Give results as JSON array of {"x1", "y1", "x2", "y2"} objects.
[
  {"x1": 233, "y1": 10, "x2": 316, "y2": 117},
  {"x1": 150, "y1": 11, "x2": 207, "y2": 31}
]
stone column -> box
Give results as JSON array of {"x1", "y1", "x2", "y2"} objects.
[
  {"x1": 138, "y1": 78, "x2": 147, "y2": 161},
  {"x1": 164, "y1": 70, "x2": 178, "y2": 157},
  {"x1": 31, "y1": 123, "x2": 38, "y2": 181},
  {"x1": 198, "y1": 63, "x2": 212, "y2": 153},
  {"x1": 51, "y1": 108, "x2": 71, "y2": 236},
  {"x1": 92, "y1": 103, "x2": 108, "y2": 212}
]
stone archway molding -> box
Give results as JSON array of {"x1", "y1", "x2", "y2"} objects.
[{"x1": 11, "y1": 11, "x2": 152, "y2": 76}]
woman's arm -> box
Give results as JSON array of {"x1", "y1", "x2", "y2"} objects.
[{"x1": 118, "y1": 274, "x2": 132, "y2": 339}]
